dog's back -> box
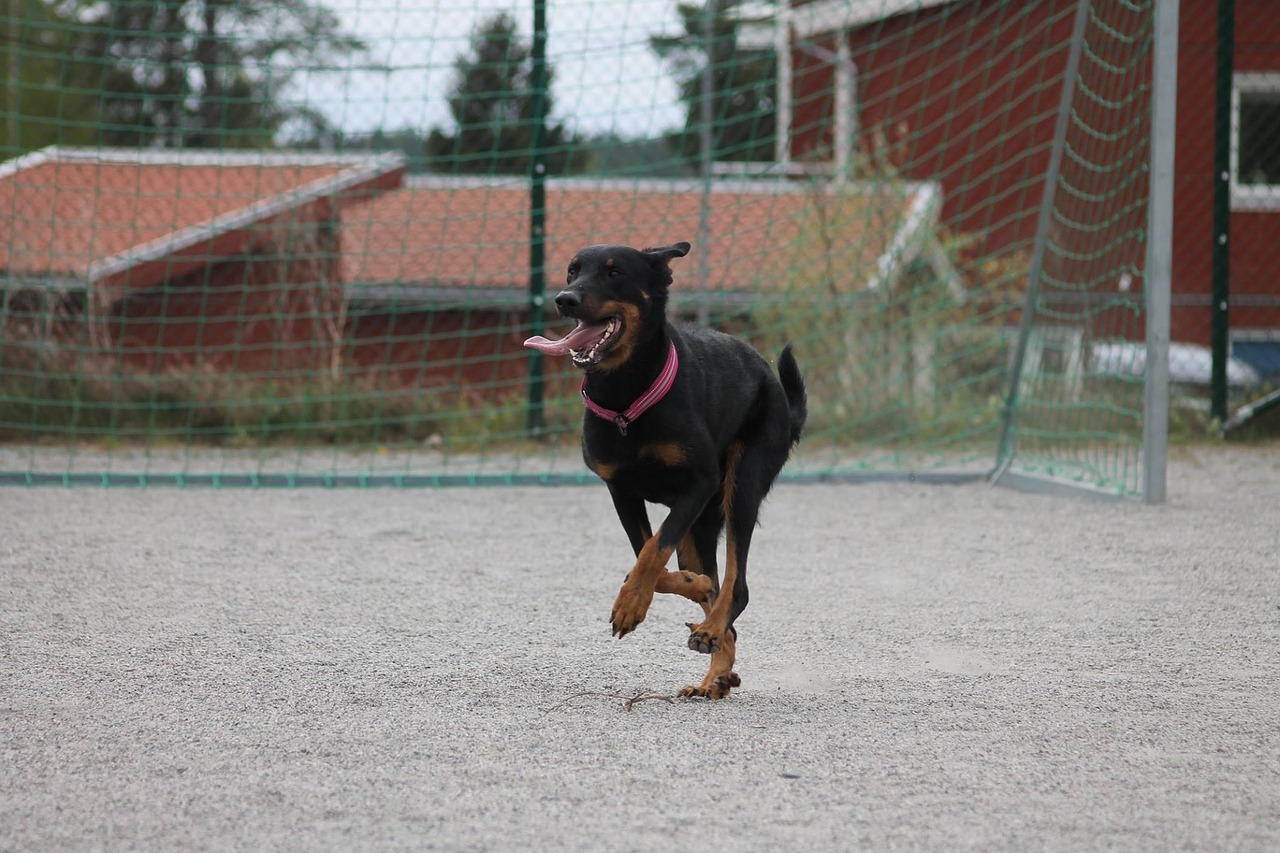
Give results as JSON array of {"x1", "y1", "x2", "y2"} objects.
[{"x1": 670, "y1": 322, "x2": 806, "y2": 454}]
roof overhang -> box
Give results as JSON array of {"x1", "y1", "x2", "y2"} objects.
[
  {"x1": 736, "y1": 0, "x2": 957, "y2": 48},
  {"x1": 89, "y1": 151, "x2": 405, "y2": 296},
  {"x1": 345, "y1": 176, "x2": 957, "y2": 309},
  {"x1": 345, "y1": 282, "x2": 765, "y2": 314},
  {"x1": 1, "y1": 147, "x2": 407, "y2": 298}
]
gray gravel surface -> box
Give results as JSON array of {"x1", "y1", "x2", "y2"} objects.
[{"x1": 2, "y1": 445, "x2": 1278, "y2": 851}]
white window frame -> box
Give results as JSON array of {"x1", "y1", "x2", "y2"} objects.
[
  {"x1": 1230, "y1": 326, "x2": 1280, "y2": 355},
  {"x1": 1231, "y1": 72, "x2": 1280, "y2": 211}
]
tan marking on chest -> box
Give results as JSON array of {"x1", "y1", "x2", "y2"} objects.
[
  {"x1": 589, "y1": 460, "x2": 619, "y2": 481},
  {"x1": 641, "y1": 442, "x2": 686, "y2": 467}
]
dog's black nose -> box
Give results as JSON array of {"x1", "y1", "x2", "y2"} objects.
[{"x1": 555, "y1": 290, "x2": 582, "y2": 312}]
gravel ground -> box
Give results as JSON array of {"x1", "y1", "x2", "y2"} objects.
[{"x1": 2, "y1": 445, "x2": 1278, "y2": 851}]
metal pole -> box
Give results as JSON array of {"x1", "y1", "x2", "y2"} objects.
[
  {"x1": 1210, "y1": 0, "x2": 1233, "y2": 423},
  {"x1": 994, "y1": 0, "x2": 1090, "y2": 472},
  {"x1": 6, "y1": 0, "x2": 20, "y2": 151},
  {"x1": 526, "y1": 0, "x2": 548, "y2": 434},
  {"x1": 774, "y1": 9, "x2": 791, "y2": 168},
  {"x1": 1144, "y1": 0, "x2": 1179, "y2": 505},
  {"x1": 696, "y1": 0, "x2": 714, "y2": 325},
  {"x1": 834, "y1": 33, "x2": 853, "y2": 184}
]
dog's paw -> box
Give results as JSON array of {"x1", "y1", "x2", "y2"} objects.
[
  {"x1": 678, "y1": 672, "x2": 740, "y2": 700},
  {"x1": 683, "y1": 572, "x2": 715, "y2": 604},
  {"x1": 659, "y1": 571, "x2": 715, "y2": 604},
  {"x1": 685, "y1": 621, "x2": 722, "y2": 654},
  {"x1": 611, "y1": 584, "x2": 652, "y2": 638}
]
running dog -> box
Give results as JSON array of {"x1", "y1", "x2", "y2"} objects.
[{"x1": 525, "y1": 241, "x2": 806, "y2": 699}]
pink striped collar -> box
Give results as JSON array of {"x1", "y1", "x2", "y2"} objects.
[{"x1": 580, "y1": 342, "x2": 679, "y2": 436}]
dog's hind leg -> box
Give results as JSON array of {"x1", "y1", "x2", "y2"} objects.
[
  {"x1": 682, "y1": 501, "x2": 724, "y2": 590},
  {"x1": 681, "y1": 435, "x2": 787, "y2": 699},
  {"x1": 656, "y1": 503, "x2": 723, "y2": 610}
]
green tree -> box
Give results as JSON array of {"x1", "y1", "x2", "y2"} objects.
[
  {"x1": 650, "y1": 0, "x2": 777, "y2": 165},
  {"x1": 3, "y1": 0, "x2": 364, "y2": 155},
  {"x1": 75, "y1": 0, "x2": 363, "y2": 149},
  {"x1": 1, "y1": 0, "x2": 104, "y2": 157},
  {"x1": 426, "y1": 12, "x2": 586, "y2": 176}
]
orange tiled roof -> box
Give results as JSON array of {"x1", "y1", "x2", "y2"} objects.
[
  {"x1": 0, "y1": 148, "x2": 404, "y2": 290},
  {"x1": 342, "y1": 176, "x2": 928, "y2": 296}
]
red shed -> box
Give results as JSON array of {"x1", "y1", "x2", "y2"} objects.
[
  {"x1": 749, "y1": 0, "x2": 1280, "y2": 377},
  {"x1": 340, "y1": 175, "x2": 947, "y2": 393},
  {"x1": 0, "y1": 147, "x2": 404, "y2": 374}
]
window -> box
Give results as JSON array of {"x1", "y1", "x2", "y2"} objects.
[
  {"x1": 1232, "y1": 73, "x2": 1280, "y2": 210},
  {"x1": 1231, "y1": 329, "x2": 1280, "y2": 383}
]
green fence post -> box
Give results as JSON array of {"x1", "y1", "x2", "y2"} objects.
[
  {"x1": 1210, "y1": 0, "x2": 1234, "y2": 423},
  {"x1": 526, "y1": 0, "x2": 549, "y2": 435}
]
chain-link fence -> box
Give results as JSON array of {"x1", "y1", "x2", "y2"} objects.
[{"x1": 0, "y1": 0, "x2": 1213, "y2": 497}]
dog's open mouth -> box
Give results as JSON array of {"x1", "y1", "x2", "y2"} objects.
[{"x1": 523, "y1": 317, "x2": 621, "y2": 366}]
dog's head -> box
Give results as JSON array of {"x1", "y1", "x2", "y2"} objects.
[{"x1": 526, "y1": 242, "x2": 690, "y2": 371}]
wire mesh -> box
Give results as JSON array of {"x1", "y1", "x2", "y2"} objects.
[{"x1": 0, "y1": 0, "x2": 1164, "y2": 492}]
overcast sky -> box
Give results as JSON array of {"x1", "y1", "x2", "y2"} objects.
[{"x1": 298, "y1": 0, "x2": 691, "y2": 138}]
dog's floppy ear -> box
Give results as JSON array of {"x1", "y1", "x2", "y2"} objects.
[{"x1": 642, "y1": 242, "x2": 691, "y2": 266}]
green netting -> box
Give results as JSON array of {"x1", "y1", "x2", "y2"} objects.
[{"x1": 0, "y1": 0, "x2": 1158, "y2": 493}]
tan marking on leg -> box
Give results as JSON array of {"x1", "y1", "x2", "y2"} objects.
[
  {"x1": 679, "y1": 630, "x2": 739, "y2": 700},
  {"x1": 654, "y1": 570, "x2": 714, "y2": 604},
  {"x1": 610, "y1": 534, "x2": 672, "y2": 637},
  {"x1": 721, "y1": 441, "x2": 744, "y2": 519},
  {"x1": 676, "y1": 533, "x2": 713, "y2": 617},
  {"x1": 676, "y1": 533, "x2": 701, "y2": 573},
  {"x1": 687, "y1": 442, "x2": 744, "y2": 649}
]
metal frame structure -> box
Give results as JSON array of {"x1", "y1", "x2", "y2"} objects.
[
  {"x1": 1142, "y1": 0, "x2": 1178, "y2": 504},
  {"x1": 0, "y1": 0, "x2": 1177, "y2": 499},
  {"x1": 993, "y1": 0, "x2": 1175, "y2": 505}
]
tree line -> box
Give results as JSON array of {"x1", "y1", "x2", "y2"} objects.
[{"x1": 1, "y1": 0, "x2": 775, "y2": 175}]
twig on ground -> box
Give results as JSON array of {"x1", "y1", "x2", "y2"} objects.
[{"x1": 546, "y1": 690, "x2": 677, "y2": 713}]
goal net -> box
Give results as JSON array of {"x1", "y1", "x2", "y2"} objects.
[{"x1": 0, "y1": 0, "x2": 1168, "y2": 496}]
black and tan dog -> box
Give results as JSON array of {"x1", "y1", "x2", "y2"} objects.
[{"x1": 525, "y1": 241, "x2": 806, "y2": 699}]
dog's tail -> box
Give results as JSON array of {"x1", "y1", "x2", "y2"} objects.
[{"x1": 778, "y1": 344, "x2": 807, "y2": 446}]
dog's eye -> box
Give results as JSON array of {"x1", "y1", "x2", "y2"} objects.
[
  {"x1": 607, "y1": 268, "x2": 621, "y2": 278},
  {"x1": 566, "y1": 265, "x2": 579, "y2": 282}
]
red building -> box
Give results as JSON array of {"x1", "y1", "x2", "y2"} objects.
[
  {"x1": 340, "y1": 175, "x2": 943, "y2": 391},
  {"x1": 748, "y1": 0, "x2": 1280, "y2": 378},
  {"x1": 2, "y1": 151, "x2": 937, "y2": 397},
  {"x1": 0, "y1": 147, "x2": 404, "y2": 374}
]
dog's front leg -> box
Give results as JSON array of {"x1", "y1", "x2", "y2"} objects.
[
  {"x1": 610, "y1": 476, "x2": 718, "y2": 638},
  {"x1": 606, "y1": 483, "x2": 652, "y2": 558}
]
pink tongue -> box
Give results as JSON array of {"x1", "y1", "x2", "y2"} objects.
[{"x1": 523, "y1": 320, "x2": 610, "y2": 356}]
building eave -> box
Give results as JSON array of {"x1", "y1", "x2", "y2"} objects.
[
  {"x1": 1, "y1": 146, "x2": 407, "y2": 296},
  {"x1": 736, "y1": 0, "x2": 959, "y2": 47},
  {"x1": 88, "y1": 152, "x2": 406, "y2": 292}
]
